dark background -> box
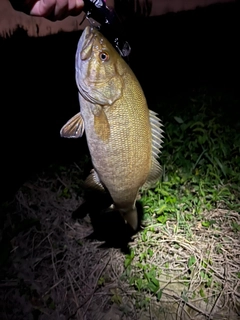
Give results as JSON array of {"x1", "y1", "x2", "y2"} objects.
[{"x1": 0, "y1": 1, "x2": 239, "y2": 202}]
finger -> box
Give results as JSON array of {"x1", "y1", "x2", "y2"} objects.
[
  {"x1": 68, "y1": 0, "x2": 77, "y2": 11},
  {"x1": 55, "y1": 0, "x2": 84, "y2": 20},
  {"x1": 54, "y1": 0, "x2": 69, "y2": 20},
  {"x1": 28, "y1": 0, "x2": 84, "y2": 20},
  {"x1": 29, "y1": 0, "x2": 56, "y2": 17},
  {"x1": 69, "y1": 0, "x2": 84, "y2": 17},
  {"x1": 76, "y1": 0, "x2": 84, "y2": 9}
]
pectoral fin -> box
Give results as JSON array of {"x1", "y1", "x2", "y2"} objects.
[
  {"x1": 60, "y1": 112, "x2": 84, "y2": 138},
  {"x1": 142, "y1": 110, "x2": 164, "y2": 189},
  {"x1": 92, "y1": 106, "x2": 110, "y2": 142}
]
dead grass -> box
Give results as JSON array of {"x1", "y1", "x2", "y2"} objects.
[
  {"x1": 0, "y1": 165, "x2": 239, "y2": 320},
  {"x1": 128, "y1": 208, "x2": 240, "y2": 319}
]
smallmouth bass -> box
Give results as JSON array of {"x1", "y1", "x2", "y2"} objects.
[{"x1": 60, "y1": 26, "x2": 164, "y2": 230}]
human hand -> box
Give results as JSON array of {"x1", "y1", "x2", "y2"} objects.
[{"x1": 10, "y1": 0, "x2": 84, "y2": 21}]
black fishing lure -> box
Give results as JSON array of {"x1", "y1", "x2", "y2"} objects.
[{"x1": 82, "y1": 0, "x2": 131, "y2": 58}]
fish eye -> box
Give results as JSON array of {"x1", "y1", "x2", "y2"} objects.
[{"x1": 99, "y1": 51, "x2": 109, "y2": 62}]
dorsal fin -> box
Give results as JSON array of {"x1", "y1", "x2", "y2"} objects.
[{"x1": 142, "y1": 110, "x2": 164, "y2": 190}]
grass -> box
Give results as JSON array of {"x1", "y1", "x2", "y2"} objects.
[
  {"x1": 1, "y1": 87, "x2": 239, "y2": 319},
  {"x1": 143, "y1": 88, "x2": 240, "y2": 221},
  {"x1": 121, "y1": 87, "x2": 240, "y2": 317}
]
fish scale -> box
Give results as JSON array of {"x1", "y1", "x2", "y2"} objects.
[{"x1": 60, "y1": 26, "x2": 164, "y2": 230}]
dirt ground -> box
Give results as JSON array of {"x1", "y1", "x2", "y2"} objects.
[{"x1": 1, "y1": 164, "x2": 240, "y2": 320}]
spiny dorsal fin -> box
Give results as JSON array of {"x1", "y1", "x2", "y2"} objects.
[{"x1": 142, "y1": 110, "x2": 164, "y2": 190}]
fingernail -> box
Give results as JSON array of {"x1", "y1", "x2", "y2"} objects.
[{"x1": 76, "y1": 0, "x2": 84, "y2": 9}]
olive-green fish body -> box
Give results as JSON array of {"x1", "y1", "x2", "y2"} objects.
[{"x1": 60, "y1": 26, "x2": 163, "y2": 230}]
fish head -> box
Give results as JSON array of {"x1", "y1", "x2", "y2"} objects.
[{"x1": 75, "y1": 26, "x2": 124, "y2": 106}]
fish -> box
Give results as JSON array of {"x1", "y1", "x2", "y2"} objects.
[{"x1": 60, "y1": 26, "x2": 164, "y2": 231}]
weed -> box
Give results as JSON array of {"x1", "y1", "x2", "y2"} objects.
[{"x1": 124, "y1": 88, "x2": 240, "y2": 317}]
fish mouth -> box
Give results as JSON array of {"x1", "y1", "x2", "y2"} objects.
[
  {"x1": 76, "y1": 26, "x2": 101, "y2": 64},
  {"x1": 75, "y1": 27, "x2": 94, "y2": 95},
  {"x1": 75, "y1": 26, "x2": 109, "y2": 102},
  {"x1": 77, "y1": 26, "x2": 94, "y2": 62},
  {"x1": 81, "y1": 26, "x2": 95, "y2": 50}
]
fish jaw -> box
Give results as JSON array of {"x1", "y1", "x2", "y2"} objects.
[
  {"x1": 75, "y1": 26, "x2": 93, "y2": 96},
  {"x1": 75, "y1": 26, "x2": 124, "y2": 106},
  {"x1": 75, "y1": 26, "x2": 93, "y2": 68}
]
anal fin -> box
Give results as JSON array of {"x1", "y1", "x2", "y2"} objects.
[{"x1": 84, "y1": 169, "x2": 105, "y2": 192}]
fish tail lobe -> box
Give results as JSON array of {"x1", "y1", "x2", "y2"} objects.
[{"x1": 121, "y1": 207, "x2": 138, "y2": 231}]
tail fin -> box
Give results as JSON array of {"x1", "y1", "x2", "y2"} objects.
[{"x1": 121, "y1": 207, "x2": 138, "y2": 231}]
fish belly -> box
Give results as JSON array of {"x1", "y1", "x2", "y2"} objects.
[{"x1": 80, "y1": 97, "x2": 151, "y2": 208}]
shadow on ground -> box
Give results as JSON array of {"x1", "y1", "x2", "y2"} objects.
[{"x1": 72, "y1": 189, "x2": 144, "y2": 253}]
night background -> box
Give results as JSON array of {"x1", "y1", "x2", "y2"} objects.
[
  {"x1": 0, "y1": 1, "x2": 239, "y2": 319},
  {"x1": 0, "y1": 1, "x2": 239, "y2": 202}
]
